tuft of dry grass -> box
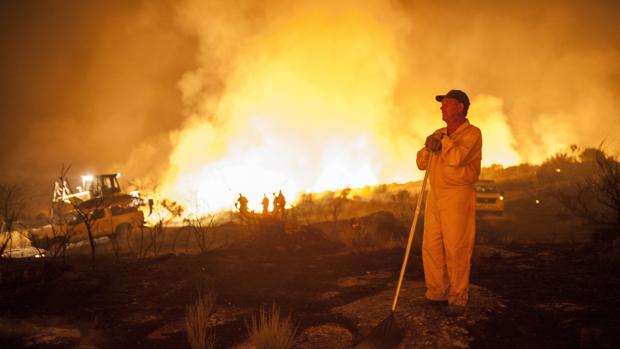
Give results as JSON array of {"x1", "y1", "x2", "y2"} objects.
[
  {"x1": 247, "y1": 304, "x2": 296, "y2": 349},
  {"x1": 185, "y1": 292, "x2": 217, "y2": 349}
]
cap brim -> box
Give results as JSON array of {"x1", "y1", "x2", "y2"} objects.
[{"x1": 435, "y1": 95, "x2": 445, "y2": 102}]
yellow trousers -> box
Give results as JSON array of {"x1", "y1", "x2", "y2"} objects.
[{"x1": 422, "y1": 187, "x2": 476, "y2": 306}]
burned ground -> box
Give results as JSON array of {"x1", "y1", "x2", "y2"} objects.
[{"x1": 1, "y1": 197, "x2": 619, "y2": 348}]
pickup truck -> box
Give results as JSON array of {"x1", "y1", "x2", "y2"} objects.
[{"x1": 475, "y1": 180, "x2": 504, "y2": 215}]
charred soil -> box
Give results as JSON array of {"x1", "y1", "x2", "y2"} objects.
[{"x1": 0, "y1": 226, "x2": 619, "y2": 348}]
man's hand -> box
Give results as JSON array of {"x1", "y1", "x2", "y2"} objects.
[{"x1": 425, "y1": 134, "x2": 442, "y2": 152}]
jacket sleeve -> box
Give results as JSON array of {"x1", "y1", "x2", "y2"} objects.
[
  {"x1": 416, "y1": 147, "x2": 430, "y2": 170},
  {"x1": 440, "y1": 127, "x2": 482, "y2": 167}
]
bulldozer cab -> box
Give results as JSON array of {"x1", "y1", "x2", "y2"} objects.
[{"x1": 83, "y1": 174, "x2": 121, "y2": 198}]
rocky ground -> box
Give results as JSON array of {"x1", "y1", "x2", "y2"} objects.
[{"x1": 0, "y1": 223, "x2": 619, "y2": 348}]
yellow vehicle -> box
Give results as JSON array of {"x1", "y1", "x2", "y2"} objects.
[
  {"x1": 32, "y1": 174, "x2": 147, "y2": 250},
  {"x1": 474, "y1": 180, "x2": 504, "y2": 215}
]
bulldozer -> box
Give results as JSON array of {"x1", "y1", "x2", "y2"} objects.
[{"x1": 31, "y1": 173, "x2": 151, "y2": 251}]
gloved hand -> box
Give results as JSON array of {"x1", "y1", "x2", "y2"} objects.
[{"x1": 425, "y1": 134, "x2": 442, "y2": 152}]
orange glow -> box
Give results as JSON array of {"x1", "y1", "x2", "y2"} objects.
[{"x1": 159, "y1": 2, "x2": 523, "y2": 216}]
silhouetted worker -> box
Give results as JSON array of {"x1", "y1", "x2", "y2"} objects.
[
  {"x1": 236, "y1": 193, "x2": 249, "y2": 215},
  {"x1": 261, "y1": 194, "x2": 270, "y2": 216},
  {"x1": 274, "y1": 190, "x2": 286, "y2": 217},
  {"x1": 416, "y1": 89, "x2": 482, "y2": 313}
]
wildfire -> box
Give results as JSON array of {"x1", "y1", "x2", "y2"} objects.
[{"x1": 159, "y1": 1, "x2": 523, "y2": 216}]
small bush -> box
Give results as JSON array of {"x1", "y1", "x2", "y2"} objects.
[
  {"x1": 186, "y1": 292, "x2": 217, "y2": 349},
  {"x1": 185, "y1": 215, "x2": 219, "y2": 254},
  {"x1": 247, "y1": 304, "x2": 296, "y2": 349},
  {"x1": 338, "y1": 212, "x2": 406, "y2": 252}
]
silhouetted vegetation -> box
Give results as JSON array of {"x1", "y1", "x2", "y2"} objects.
[
  {"x1": 0, "y1": 183, "x2": 24, "y2": 257},
  {"x1": 186, "y1": 291, "x2": 217, "y2": 349},
  {"x1": 57, "y1": 165, "x2": 100, "y2": 269},
  {"x1": 549, "y1": 147, "x2": 620, "y2": 239},
  {"x1": 247, "y1": 304, "x2": 296, "y2": 349}
]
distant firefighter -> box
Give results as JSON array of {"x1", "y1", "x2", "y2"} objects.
[
  {"x1": 262, "y1": 194, "x2": 269, "y2": 216},
  {"x1": 236, "y1": 193, "x2": 249, "y2": 214},
  {"x1": 273, "y1": 190, "x2": 286, "y2": 217}
]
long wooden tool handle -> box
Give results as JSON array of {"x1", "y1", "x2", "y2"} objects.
[{"x1": 391, "y1": 152, "x2": 433, "y2": 312}]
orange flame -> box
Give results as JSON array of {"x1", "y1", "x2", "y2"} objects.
[{"x1": 160, "y1": 2, "x2": 522, "y2": 216}]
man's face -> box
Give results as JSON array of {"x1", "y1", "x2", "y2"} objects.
[{"x1": 440, "y1": 97, "x2": 464, "y2": 123}]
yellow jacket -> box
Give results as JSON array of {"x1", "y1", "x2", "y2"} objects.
[{"x1": 416, "y1": 120, "x2": 482, "y2": 190}]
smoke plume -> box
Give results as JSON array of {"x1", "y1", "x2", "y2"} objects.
[{"x1": 158, "y1": 0, "x2": 620, "y2": 213}]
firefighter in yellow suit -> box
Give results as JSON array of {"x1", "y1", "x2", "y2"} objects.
[{"x1": 416, "y1": 89, "x2": 482, "y2": 309}]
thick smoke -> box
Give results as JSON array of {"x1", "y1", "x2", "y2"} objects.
[
  {"x1": 0, "y1": 1, "x2": 194, "y2": 180},
  {"x1": 394, "y1": 0, "x2": 620, "y2": 161},
  {"x1": 162, "y1": 0, "x2": 417, "y2": 211},
  {"x1": 158, "y1": 0, "x2": 620, "y2": 212},
  {"x1": 1, "y1": 0, "x2": 619, "y2": 214},
  {"x1": 170, "y1": 0, "x2": 620, "y2": 168}
]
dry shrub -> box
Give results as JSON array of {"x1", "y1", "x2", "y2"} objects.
[
  {"x1": 352, "y1": 225, "x2": 398, "y2": 249},
  {"x1": 185, "y1": 215, "x2": 217, "y2": 254},
  {"x1": 247, "y1": 304, "x2": 296, "y2": 349},
  {"x1": 336, "y1": 213, "x2": 405, "y2": 252},
  {"x1": 186, "y1": 292, "x2": 217, "y2": 349},
  {"x1": 329, "y1": 225, "x2": 401, "y2": 253}
]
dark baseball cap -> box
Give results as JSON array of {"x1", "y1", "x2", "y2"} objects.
[{"x1": 435, "y1": 89, "x2": 470, "y2": 108}]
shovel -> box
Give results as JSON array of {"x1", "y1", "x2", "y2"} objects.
[{"x1": 354, "y1": 152, "x2": 433, "y2": 349}]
